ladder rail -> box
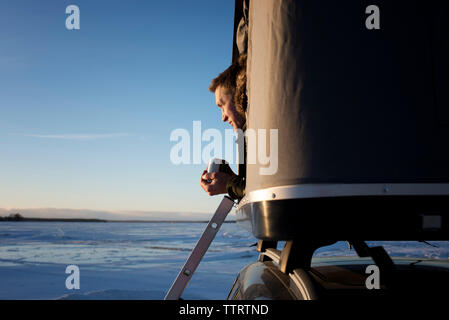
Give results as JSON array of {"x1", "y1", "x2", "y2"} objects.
[{"x1": 164, "y1": 196, "x2": 235, "y2": 300}]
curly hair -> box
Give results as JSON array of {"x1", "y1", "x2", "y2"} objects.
[
  {"x1": 209, "y1": 54, "x2": 247, "y2": 116},
  {"x1": 233, "y1": 54, "x2": 247, "y2": 115}
]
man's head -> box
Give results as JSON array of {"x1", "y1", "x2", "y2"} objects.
[
  {"x1": 212, "y1": 85, "x2": 245, "y2": 131},
  {"x1": 209, "y1": 55, "x2": 247, "y2": 131}
]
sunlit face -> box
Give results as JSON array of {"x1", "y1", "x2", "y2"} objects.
[{"x1": 214, "y1": 86, "x2": 246, "y2": 131}]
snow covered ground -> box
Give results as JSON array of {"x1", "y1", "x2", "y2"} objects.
[{"x1": 0, "y1": 221, "x2": 448, "y2": 300}]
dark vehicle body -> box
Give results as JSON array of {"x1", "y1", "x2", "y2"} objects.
[
  {"x1": 227, "y1": 0, "x2": 449, "y2": 300},
  {"x1": 228, "y1": 249, "x2": 449, "y2": 300}
]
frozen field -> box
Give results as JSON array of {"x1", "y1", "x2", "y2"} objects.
[{"x1": 0, "y1": 221, "x2": 448, "y2": 300}]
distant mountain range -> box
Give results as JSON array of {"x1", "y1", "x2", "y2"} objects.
[{"x1": 0, "y1": 207, "x2": 236, "y2": 222}]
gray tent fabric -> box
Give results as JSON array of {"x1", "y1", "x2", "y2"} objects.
[{"x1": 245, "y1": 0, "x2": 449, "y2": 194}]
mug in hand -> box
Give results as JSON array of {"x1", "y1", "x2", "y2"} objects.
[{"x1": 206, "y1": 158, "x2": 230, "y2": 183}]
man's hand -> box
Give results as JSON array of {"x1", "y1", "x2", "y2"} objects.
[{"x1": 200, "y1": 169, "x2": 235, "y2": 196}]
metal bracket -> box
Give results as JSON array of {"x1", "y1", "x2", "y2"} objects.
[
  {"x1": 256, "y1": 239, "x2": 278, "y2": 252},
  {"x1": 278, "y1": 240, "x2": 336, "y2": 274},
  {"x1": 348, "y1": 240, "x2": 396, "y2": 286}
]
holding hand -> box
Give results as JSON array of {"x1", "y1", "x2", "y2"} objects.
[{"x1": 200, "y1": 169, "x2": 235, "y2": 196}]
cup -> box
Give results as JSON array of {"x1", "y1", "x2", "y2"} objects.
[
  {"x1": 206, "y1": 158, "x2": 229, "y2": 183},
  {"x1": 207, "y1": 158, "x2": 228, "y2": 173}
]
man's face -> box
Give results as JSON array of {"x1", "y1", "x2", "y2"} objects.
[{"x1": 214, "y1": 86, "x2": 246, "y2": 131}]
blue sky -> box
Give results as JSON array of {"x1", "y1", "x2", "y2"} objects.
[{"x1": 0, "y1": 0, "x2": 237, "y2": 217}]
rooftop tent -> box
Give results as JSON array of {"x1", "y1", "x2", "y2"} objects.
[{"x1": 233, "y1": 0, "x2": 449, "y2": 240}]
